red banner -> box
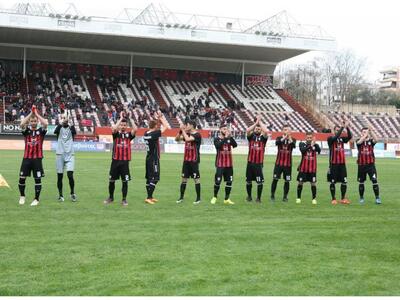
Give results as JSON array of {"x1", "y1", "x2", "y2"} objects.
[
  {"x1": 81, "y1": 119, "x2": 93, "y2": 127},
  {"x1": 245, "y1": 75, "x2": 272, "y2": 86}
]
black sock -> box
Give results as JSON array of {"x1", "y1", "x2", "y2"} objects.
[
  {"x1": 145, "y1": 180, "x2": 150, "y2": 196},
  {"x1": 311, "y1": 185, "x2": 317, "y2": 199},
  {"x1": 18, "y1": 177, "x2": 26, "y2": 197},
  {"x1": 271, "y1": 179, "x2": 278, "y2": 197},
  {"x1": 372, "y1": 183, "x2": 380, "y2": 198},
  {"x1": 246, "y1": 182, "x2": 252, "y2": 197},
  {"x1": 214, "y1": 184, "x2": 220, "y2": 197},
  {"x1": 34, "y1": 178, "x2": 42, "y2": 200},
  {"x1": 225, "y1": 182, "x2": 232, "y2": 200},
  {"x1": 341, "y1": 183, "x2": 347, "y2": 199},
  {"x1": 297, "y1": 184, "x2": 303, "y2": 199},
  {"x1": 359, "y1": 183, "x2": 365, "y2": 198},
  {"x1": 57, "y1": 173, "x2": 63, "y2": 196},
  {"x1": 67, "y1": 171, "x2": 75, "y2": 194},
  {"x1": 180, "y1": 182, "x2": 187, "y2": 199},
  {"x1": 195, "y1": 183, "x2": 201, "y2": 201},
  {"x1": 122, "y1": 181, "x2": 128, "y2": 200},
  {"x1": 147, "y1": 181, "x2": 156, "y2": 199},
  {"x1": 257, "y1": 183, "x2": 263, "y2": 199},
  {"x1": 283, "y1": 181, "x2": 290, "y2": 198},
  {"x1": 330, "y1": 183, "x2": 336, "y2": 200},
  {"x1": 109, "y1": 181, "x2": 115, "y2": 200}
]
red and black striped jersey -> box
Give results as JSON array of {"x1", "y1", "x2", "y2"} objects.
[
  {"x1": 356, "y1": 139, "x2": 376, "y2": 165},
  {"x1": 298, "y1": 142, "x2": 321, "y2": 173},
  {"x1": 327, "y1": 127, "x2": 352, "y2": 165},
  {"x1": 144, "y1": 129, "x2": 161, "y2": 162},
  {"x1": 247, "y1": 133, "x2": 268, "y2": 164},
  {"x1": 22, "y1": 127, "x2": 47, "y2": 159},
  {"x1": 214, "y1": 136, "x2": 238, "y2": 168},
  {"x1": 184, "y1": 132, "x2": 202, "y2": 163},
  {"x1": 112, "y1": 131, "x2": 135, "y2": 161},
  {"x1": 275, "y1": 136, "x2": 296, "y2": 167}
]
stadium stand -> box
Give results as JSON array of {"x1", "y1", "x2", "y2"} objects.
[
  {"x1": 324, "y1": 111, "x2": 400, "y2": 139},
  {"x1": 2, "y1": 60, "x2": 400, "y2": 140}
]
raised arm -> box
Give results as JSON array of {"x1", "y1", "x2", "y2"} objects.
[
  {"x1": 344, "y1": 124, "x2": 352, "y2": 142},
  {"x1": 224, "y1": 129, "x2": 238, "y2": 148},
  {"x1": 299, "y1": 142, "x2": 309, "y2": 154},
  {"x1": 357, "y1": 132, "x2": 368, "y2": 145},
  {"x1": 369, "y1": 127, "x2": 379, "y2": 144},
  {"x1": 157, "y1": 111, "x2": 170, "y2": 134},
  {"x1": 258, "y1": 121, "x2": 270, "y2": 137},
  {"x1": 314, "y1": 143, "x2": 321, "y2": 154},
  {"x1": 175, "y1": 131, "x2": 183, "y2": 142},
  {"x1": 112, "y1": 112, "x2": 124, "y2": 133},
  {"x1": 130, "y1": 120, "x2": 138, "y2": 136},
  {"x1": 20, "y1": 111, "x2": 33, "y2": 130},
  {"x1": 70, "y1": 125, "x2": 77, "y2": 137},
  {"x1": 214, "y1": 136, "x2": 224, "y2": 149},
  {"x1": 334, "y1": 127, "x2": 344, "y2": 140},
  {"x1": 181, "y1": 129, "x2": 195, "y2": 142},
  {"x1": 34, "y1": 109, "x2": 48, "y2": 130},
  {"x1": 54, "y1": 124, "x2": 62, "y2": 137},
  {"x1": 230, "y1": 137, "x2": 238, "y2": 148},
  {"x1": 246, "y1": 115, "x2": 260, "y2": 135}
]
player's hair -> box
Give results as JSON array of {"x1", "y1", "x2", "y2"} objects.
[
  {"x1": 306, "y1": 131, "x2": 313, "y2": 136},
  {"x1": 219, "y1": 123, "x2": 227, "y2": 129},
  {"x1": 185, "y1": 120, "x2": 196, "y2": 128},
  {"x1": 361, "y1": 127, "x2": 369, "y2": 131},
  {"x1": 149, "y1": 120, "x2": 157, "y2": 129},
  {"x1": 120, "y1": 118, "x2": 127, "y2": 123},
  {"x1": 282, "y1": 124, "x2": 290, "y2": 128}
]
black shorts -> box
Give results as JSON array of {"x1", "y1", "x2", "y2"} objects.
[
  {"x1": 215, "y1": 167, "x2": 233, "y2": 183},
  {"x1": 358, "y1": 164, "x2": 377, "y2": 182},
  {"x1": 145, "y1": 159, "x2": 160, "y2": 181},
  {"x1": 273, "y1": 165, "x2": 292, "y2": 181},
  {"x1": 109, "y1": 160, "x2": 131, "y2": 181},
  {"x1": 182, "y1": 161, "x2": 200, "y2": 179},
  {"x1": 327, "y1": 164, "x2": 347, "y2": 183},
  {"x1": 246, "y1": 163, "x2": 264, "y2": 183},
  {"x1": 19, "y1": 158, "x2": 45, "y2": 178},
  {"x1": 297, "y1": 172, "x2": 317, "y2": 183}
]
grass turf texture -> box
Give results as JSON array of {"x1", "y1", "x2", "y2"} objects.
[{"x1": 0, "y1": 150, "x2": 399, "y2": 296}]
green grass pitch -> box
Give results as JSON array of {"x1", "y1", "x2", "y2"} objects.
[{"x1": 0, "y1": 150, "x2": 399, "y2": 296}]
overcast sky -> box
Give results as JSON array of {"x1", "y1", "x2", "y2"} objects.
[{"x1": 2, "y1": 0, "x2": 399, "y2": 81}]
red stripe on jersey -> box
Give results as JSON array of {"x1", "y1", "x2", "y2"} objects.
[
  {"x1": 248, "y1": 140, "x2": 266, "y2": 164},
  {"x1": 357, "y1": 142, "x2": 375, "y2": 165},
  {"x1": 275, "y1": 142, "x2": 294, "y2": 167},
  {"x1": 113, "y1": 135, "x2": 132, "y2": 161},
  {"x1": 330, "y1": 141, "x2": 346, "y2": 164},
  {"x1": 184, "y1": 141, "x2": 197, "y2": 162},
  {"x1": 300, "y1": 146, "x2": 318, "y2": 173},
  {"x1": 216, "y1": 143, "x2": 233, "y2": 167},
  {"x1": 24, "y1": 131, "x2": 44, "y2": 159}
]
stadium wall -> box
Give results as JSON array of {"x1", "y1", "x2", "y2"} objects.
[{"x1": 95, "y1": 127, "x2": 335, "y2": 140}]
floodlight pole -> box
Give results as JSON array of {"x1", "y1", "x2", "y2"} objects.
[
  {"x1": 2, "y1": 96, "x2": 5, "y2": 125},
  {"x1": 23, "y1": 47, "x2": 27, "y2": 79},
  {"x1": 129, "y1": 54, "x2": 133, "y2": 85},
  {"x1": 241, "y1": 62, "x2": 245, "y2": 91}
]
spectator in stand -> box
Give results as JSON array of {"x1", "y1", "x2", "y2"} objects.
[
  {"x1": 197, "y1": 97, "x2": 203, "y2": 108},
  {"x1": 227, "y1": 99, "x2": 235, "y2": 110},
  {"x1": 205, "y1": 98, "x2": 211, "y2": 108}
]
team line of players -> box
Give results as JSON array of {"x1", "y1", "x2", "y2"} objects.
[{"x1": 17, "y1": 108, "x2": 381, "y2": 206}]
